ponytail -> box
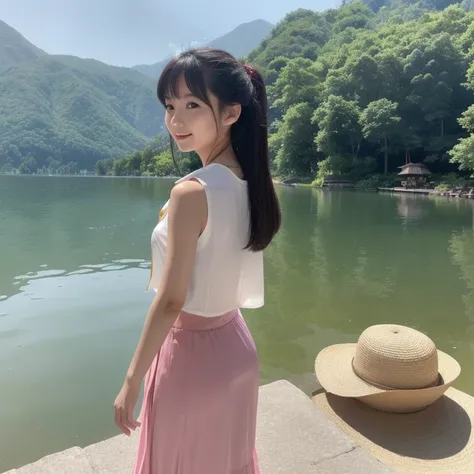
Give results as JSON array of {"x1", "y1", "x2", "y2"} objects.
[{"x1": 232, "y1": 66, "x2": 281, "y2": 251}]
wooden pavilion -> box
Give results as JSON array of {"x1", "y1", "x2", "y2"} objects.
[{"x1": 398, "y1": 162, "x2": 431, "y2": 189}]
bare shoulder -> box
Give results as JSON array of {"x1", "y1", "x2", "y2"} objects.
[
  {"x1": 171, "y1": 179, "x2": 204, "y2": 198},
  {"x1": 169, "y1": 179, "x2": 206, "y2": 214}
]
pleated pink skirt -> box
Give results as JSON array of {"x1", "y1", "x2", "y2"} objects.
[{"x1": 133, "y1": 308, "x2": 260, "y2": 474}]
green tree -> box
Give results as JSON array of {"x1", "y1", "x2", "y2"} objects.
[
  {"x1": 449, "y1": 62, "x2": 474, "y2": 171},
  {"x1": 152, "y1": 150, "x2": 175, "y2": 176},
  {"x1": 18, "y1": 155, "x2": 37, "y2": 174},
  {"x1": 178, "y1": 151, "x2": 201, "y2": 175},
  {"x1": 360, "y1": 99, "x2": 401, "y2": 174},
  {"x1": 313, "y1": 95, "x2": 362, "y2": 160},
  {"x1": 271, "y1": 102, "x2": 318, "y2": 176},
  {"x1": 129, "y1": 151, "x2": 142, "y2": 174},
  {"x1": 363, "y1": 0, "x2": 390, "y2": 12},
  {"x1": 112, "y1": 158, "x2": 127, "y2": 176},
  {"x1": 405, "y1": 33, "x2": 466, "y2": 142},
  {"x1": 449, "y1": 132, "x2": 474, "y2": 171},
  {"x1": 96, "y1": 160, "x2": 107, "y2": 176},
  {"x1": 269, "y1": 58, "x2": 321, "y2": 116},
  {"x1": 139, "y1": 147, "x2": 154, "y2": 175},
  {"x1": 332, "y1": 1, "x2": 374, "y2": 34},
  {"x1": 248, "y1": 9, "x2": 331, "y2": 69}
]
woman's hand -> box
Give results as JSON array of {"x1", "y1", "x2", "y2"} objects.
[{"x1": 114, "y1": 377, "x2": 141, "y2": 436}]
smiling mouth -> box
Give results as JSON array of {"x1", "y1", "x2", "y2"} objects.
[{"x1": 175, "y1": 133, "x2": 192, "y2": 140}]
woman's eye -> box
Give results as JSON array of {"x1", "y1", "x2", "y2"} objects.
[
  {"x1": 165, "y1": 104, "x2": 174, "y2": 111},
  {"x1": 187, "y1": 102, "x2": 199, "y2": 109}
]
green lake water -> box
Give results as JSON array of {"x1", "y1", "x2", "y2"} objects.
[{"x1": 1, "y1": 175, "x2": 474, "y2": 471}]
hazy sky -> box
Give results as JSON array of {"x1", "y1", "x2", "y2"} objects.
[{"x1": 0, "y1": 0, "x2": 337, "y2": 67}]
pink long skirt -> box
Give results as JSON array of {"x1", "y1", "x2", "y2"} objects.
[{"x1": 133, "y1": 308, "x2": 260, "y2": 474}]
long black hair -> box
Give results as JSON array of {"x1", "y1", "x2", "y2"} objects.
[{"x1": 157, "y1": 47, "x2": 281, "y2": 252}]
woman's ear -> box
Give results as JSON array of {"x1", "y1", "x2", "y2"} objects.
[{"x1": 222, "y1": 104, "x2": 241, "y2": 127}]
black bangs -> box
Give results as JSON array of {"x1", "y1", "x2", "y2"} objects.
[{"x1": 157, "y1": 54, "x2": 211, "y2": 106}]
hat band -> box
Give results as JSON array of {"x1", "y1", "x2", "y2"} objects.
[{"x1": 351, "y1": 358, "x2": 441, "y2": 391}]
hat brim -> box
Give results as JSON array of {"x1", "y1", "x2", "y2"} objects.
[
  {"x1": 312, "y1": 387, "x2": 474, "y2": 473},
  {"x1": 315, "y1": 343, "x2": 461, "y2": 399}
]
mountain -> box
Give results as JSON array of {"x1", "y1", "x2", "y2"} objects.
[
  {"x1": 133, "y1": 19, "x2": 274, "y2": 79},
  {"x1": 0, "y1": 21, "x2": 164, "y2": 173},
  {"x1": 461, "y1": 0, "x2": 474, "y2": 9},
  {"x1": 0, "y1": 20, "x2": 46, "y2": 70},
  {"x1": 0, "y1": 54, "x2": 163, "y2": 173},
  {"x1": 206, "y1": 19, "x2": 274, "y2": 60},
  {"x1": 0, "y1": 18, "x2": 274, "y2": 174}
]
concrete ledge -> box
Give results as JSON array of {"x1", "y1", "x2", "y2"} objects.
[
  {"x1": 256, "y1": 380, "x2": 393, "y2": 473},
  {"x1": 83, "y1": 432, "x2": 139, "y2": 473},
  {"x1": 4, "y1": 380, "x2": 393, "y2": 473},
  {"x1": 16, "y1": 447, "x2": 94, "y2": 474},
  {"x1": 313, "y1": 447, "x2": 395, "y2": 473}
]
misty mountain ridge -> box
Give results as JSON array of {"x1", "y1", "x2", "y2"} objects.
[
  {"x1": 0, "y1": 19, "x2": 46, "y2": 70},
  {"x1": 133, "y1": 19, "x2": 274, "y2": 79}
]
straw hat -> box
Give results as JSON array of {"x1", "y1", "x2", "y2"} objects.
[{"x1": 315, "y1": 324, "x2": 461, "y2": 413}]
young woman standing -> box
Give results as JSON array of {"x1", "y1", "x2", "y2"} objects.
[{"x1": 114, "y1": 47, "x2": 281, "y2": 474}]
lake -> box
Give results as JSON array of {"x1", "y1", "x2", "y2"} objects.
[{"x1": 1, "y1": 175, "x2": 474, "y2": 471}]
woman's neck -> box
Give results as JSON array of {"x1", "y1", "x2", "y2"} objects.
[
  {"x1": 198, "y1": 143, "x2": 243, "y2": 178},
  {"x1": 200, "y1": 143, "x2": 239, "y2": 169}
]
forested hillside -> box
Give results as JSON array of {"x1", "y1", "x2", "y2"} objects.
[
  {"x1": 0, "y1": 55, "x2": 164, "y2": 174},
  {"x1": 94, "y1": 136, "x2": 201, "y2": 178},
  {"x1": 0, "y1": 18, "x2": 164, "y2": 175},
  {"x1": 248, "y1": 0, "x2": 474, "y2": 185}
]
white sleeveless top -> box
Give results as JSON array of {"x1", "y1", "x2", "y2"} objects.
[{"x1": 147, "y1": 163, "x2": 264, "y2": 317}]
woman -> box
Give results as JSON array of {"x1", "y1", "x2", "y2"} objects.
[{"x1": 114, "y1": 47, "x2": 281, "y2": 474}]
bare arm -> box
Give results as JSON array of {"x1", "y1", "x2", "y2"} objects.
[{"x1": 126, "y1": 179, "x2": 207, "y2": 384}]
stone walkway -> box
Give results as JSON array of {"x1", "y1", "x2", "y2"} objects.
[{"x1": 3, "y1": 380, "x2": 394, "y2": 473}]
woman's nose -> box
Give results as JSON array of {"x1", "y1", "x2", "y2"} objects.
[{"x1": 170, "y1": 111, "x2": 184, "y2": 128}]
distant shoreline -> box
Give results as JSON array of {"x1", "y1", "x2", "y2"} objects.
[
  {"x1": 0, "y1": 173, "x2": 177, "y2": 179},
  {"x1": 1, "y1": 173, "x2": 285, "y2": 183}
]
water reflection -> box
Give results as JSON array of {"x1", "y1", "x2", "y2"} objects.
[
  {"x1": 253, "y1": 187, "x2": 474, "y2": 399},
  {"x1": 5, "y1": 258, "x2": 150, "y2": 303},
  {"x1": 449, "y1": 230, "x2": 474, "y2": 327},
  {"x1": 394, "y1": 193, "x2": 426, "y2": 222},
  {"x1": 0, "y1": 175, "x2": 172, "y2": 299}
]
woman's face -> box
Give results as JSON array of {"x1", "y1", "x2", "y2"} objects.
[{"x1": 164, "y1": 74, "x2": 239, "y2": 159}]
